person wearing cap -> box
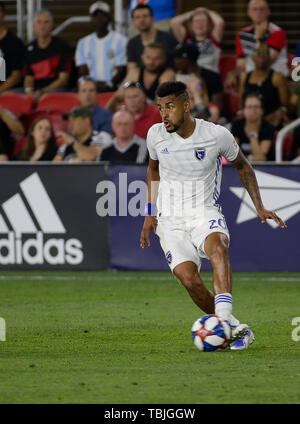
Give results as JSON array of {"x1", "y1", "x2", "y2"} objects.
[
  {"x1": 106, "y1": 42, "x2": 176, "y2": 111},
  {"x1": 173, "y1": 43, "x2": 220, "y2": 124},
  {"x1": 75, "y1": 1, "x2": 128, "y2": 92},
  {"x1": 53, "y1": 106, "x2": 111, "y2": 162}
]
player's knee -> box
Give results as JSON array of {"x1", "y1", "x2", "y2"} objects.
[
  {"x1": 177, "y1": 269, "x2": 200, "y2": 291},
  {"x1": 209, "y1": 238, "x2": 229, "y2": 261}
]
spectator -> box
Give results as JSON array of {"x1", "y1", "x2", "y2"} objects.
[
  {"x1": 126, "y1": 4, "x2": 178, "y2": 73},
  {"x1": 53, "y1": 106, "x2": 111, "y2": 162},
  {"x1": 225, "y1": 0, "x2": 288, "y2": 90},
  {"x1": 121, "y1": 82, "x2": 162, "y2": 139},
  {"x1": 107, "y1": 42, "x2": 176, "y2": 110},
  {"x1": 24, "y1": 10, "x2": 72, "y2": 103},
  {"x1": 17, "y1": 118, "x2": 57, "y2": 161},
  {"x1": 173, "y1": 43, "x2": 219, "y2": 123},
  {"x1": 239, "y1": 44, "x2": 289, "y2": 130},
  {"x1": 170, "y1": 7, "x2": 224, "y2": 109},
  {"x1": 126, "y1": 0, "x2": 184, "y2": 34},
  {"x1": 0, "y1": 2, "x2": 26, "y2": 93},
  {"x1": 75, "y1": 1, "x2": 127, "y2": 92},
  {"x1": 186, "y1": 77, "x2": 220, "y2": 123},
  {"x1": 0, "y1": 106, "x2": 25, "y2": 161},
  {"x1": 77, "y1": 76, "x2": 113, "y2": 134},
  {"x1": 290, "y1": 55, "x2": 300, "y2": 119},
  {"x1": 231, "y1": 93, "x2": 275, "y2": 162},
  {"x1": 98, "y1": 110, "x2": 148, "y2": 163}
]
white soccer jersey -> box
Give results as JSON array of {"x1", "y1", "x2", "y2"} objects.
[{"x1": 146, "y1": 119, "x2": 240, "y2": 216}]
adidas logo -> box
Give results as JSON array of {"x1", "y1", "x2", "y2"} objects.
[
  {"x1": 0, "y1": 172, "x2": 83, "y2": 265},
  {"x1": 160, "y1": 147, "x2": 169, "y2": 154}
]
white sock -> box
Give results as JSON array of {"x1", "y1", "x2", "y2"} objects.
[
  {"x1": 230, "y1": 314, "x2": 240, "y2": 326},
  {"x1": 215, "y1": 292, "x2": 232, "y2": 322}
]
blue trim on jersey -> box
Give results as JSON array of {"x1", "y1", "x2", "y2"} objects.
[{"x1": 213, "y1": 156, "x2": 222, "y2": 204}]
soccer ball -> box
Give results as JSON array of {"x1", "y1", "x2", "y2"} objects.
[{"x1": 191, "y1": 314, "x2": 231, "y2": 352}]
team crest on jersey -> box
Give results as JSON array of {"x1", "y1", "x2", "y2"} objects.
[
  {"x1": 165, "y1": 251, "x2": 172, "y2": 264},
  {"x1": 107, "y1": 49, "x2": 115, "y2": 59},
  {"x1": 195, "y1": 147, "x2": 206, "y2": 161}
]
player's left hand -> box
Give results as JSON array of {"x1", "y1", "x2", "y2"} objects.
[
  {"x1": 258, "y1": 209, "x2": 287, "y2": 228},
  {"x1": 140, "y1": 216, "x2": 157, "y2": 248}
]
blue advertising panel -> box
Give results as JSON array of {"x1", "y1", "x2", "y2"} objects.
[{"x1": 109, "y1": 164, "x2": 300, "y2": 272}]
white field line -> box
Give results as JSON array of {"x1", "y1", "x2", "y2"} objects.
[{"x1": 0, "y1": 275, "x2": 299, "y2": 282}]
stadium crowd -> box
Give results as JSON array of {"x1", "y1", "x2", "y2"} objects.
[{"x1": 0, "y1": 0, "x2": 299, "y2": 163}]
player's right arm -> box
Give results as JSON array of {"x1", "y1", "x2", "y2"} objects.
[{"x1": 140, "y1": 158, "x2": 160, "y2": 248}]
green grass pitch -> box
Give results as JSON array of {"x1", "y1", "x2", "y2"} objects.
[{"x1": 0, "y1": 270, "x2": 299, "y2": 404}]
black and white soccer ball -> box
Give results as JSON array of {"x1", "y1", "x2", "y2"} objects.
[{"x1": 191, "y1": 314, "x2": 231, "y2": 352}]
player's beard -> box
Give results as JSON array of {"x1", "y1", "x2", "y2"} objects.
[{"x1": 165, "y1": 116, "x2": 185, "y2": 133}]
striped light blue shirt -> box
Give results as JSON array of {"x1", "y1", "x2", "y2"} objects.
[{"x1": 75, "y1": 31, "x2": 128, "y2": 82}]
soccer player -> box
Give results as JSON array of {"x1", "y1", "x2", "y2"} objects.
[{"x1": 140, "y1": 81, "x2": 287, "y2": 350}]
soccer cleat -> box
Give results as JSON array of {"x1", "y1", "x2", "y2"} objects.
[
  {"x1": 230, "y1": 329, "x2": 255, "y2": 350},
  {"x1": 230, "y1": 323, "x2": 249, "y2": 342}
]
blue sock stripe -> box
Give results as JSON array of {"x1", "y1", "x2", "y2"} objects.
[
  {"x1": 215, "y1": 294, "x2": 232, "y2": 305},
  {"x1": 215, "y1": 296, "x2": 232, "y2": 300},
  {"x1": 215, "y1": 298, "x2": 232, "y2": 301},
  {"x1": 215, "y1": 296, "x2": 232, "y2": 301},
  {"x1": 215, "y1": 300, "x2": 232, "y2": 305}
]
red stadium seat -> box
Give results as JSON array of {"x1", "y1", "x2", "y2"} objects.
[
  {"x1": 219, "y1": 54, "x2": 236, "y2": 82},
  {"x1": 97, "y1": 92, "x2": 114, "y2": 108},
  {"x1": 0, "y1": 93, "x2": 33, "y2": 117},
  {"x1": 13, "y1": 136, "x2": 27, "y2": 156},
  {"x1": 36, "y1": 92, "x2": 81, "y2": 113},
  {"x1": 222, "y1": 90, "x2": 240, "y2": 120},
  {"x1": 274, "y1": 131, "x2": 294, "y2": 161}
]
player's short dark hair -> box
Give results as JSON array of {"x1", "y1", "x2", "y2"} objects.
[
  {"x1": 132, "y1": 4, "x2": 153, "y2": 18},
  {"x1": 156, "y1": 81, "x2": 189, "y2": 101},
  {"x1": 0, "y1": 2, "x2": 5, "y2": 13}
]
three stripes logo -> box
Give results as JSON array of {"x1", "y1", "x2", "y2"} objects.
[{"x1": 0, "y1": 172, "x2": 83, "y2": 265}]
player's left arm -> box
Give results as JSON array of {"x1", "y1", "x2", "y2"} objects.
[{"x1": 231, "y1": 150, "x2": 287, "y2": 228}]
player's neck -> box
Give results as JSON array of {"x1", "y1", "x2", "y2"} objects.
[{"x1": 176, "y1": 116, "x2": 196, "y2": 139}]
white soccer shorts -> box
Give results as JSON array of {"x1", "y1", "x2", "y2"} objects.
[{"x1": 155, "y1": 207, "x2": 230, "y2": 272}]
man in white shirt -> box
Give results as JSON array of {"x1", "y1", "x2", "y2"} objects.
[
  {"x1": 75, "y1": 1, "x2": 128, "y2": 92},
  {"x1": 140, "y1": 81, "x2": 287, "y2": 350}
]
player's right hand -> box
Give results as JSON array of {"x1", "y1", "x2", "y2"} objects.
[{"x1": 140, "y1": 216, "x2": 157, "y2": 248}]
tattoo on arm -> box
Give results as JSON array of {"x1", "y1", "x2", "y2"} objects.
[{"x1": 232, "y1": 151, "x2": 264, "y2": 211}]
